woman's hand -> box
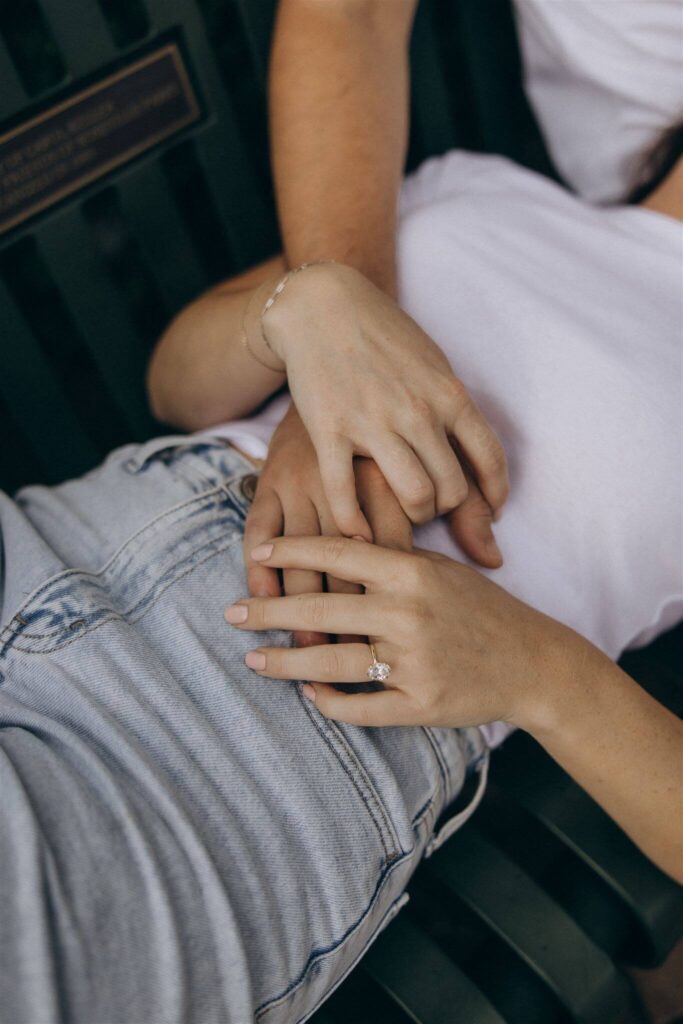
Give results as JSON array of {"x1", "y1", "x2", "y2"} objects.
[
  {"x1": 260, "y1": 263, "x2": 509, "y2": 541},
  {"x1": 243, "y1": 406, "x2": 412, "y2": 647},
  {"x1": 227, "y1": 535, "x2": 582, "y2": 732},
  {"x1": 227, "y1": 536, "x2": 683, "y2": 885}
]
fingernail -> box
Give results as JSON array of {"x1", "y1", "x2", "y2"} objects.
[
  {"x1": 251, "y1": 543, "x2": 273, "y2": 561},
  {"x1": 352, "y1": 535, "x2": 367, "y2": 542},
  {"x1": 245, "y1": 650, "x2": 266, "y2": 670},
  {"x1": 225, "y1": 604, "x2": 248, "y2": 624},
  {"x1": 302, "y1": 683, "x2": 316, "y2": 702}
]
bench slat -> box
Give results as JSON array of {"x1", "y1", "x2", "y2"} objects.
[{"x1": 426, "y1": 824, "x2": 633, "y2": 1023}]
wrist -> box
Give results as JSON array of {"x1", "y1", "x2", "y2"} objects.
[
  {"x1": 242, "y1": 277, "x2": 287, "y2": 374},
  {"x1": 261, "y1": 262, "x2": 359, "y2": 361},
  {"x1": 514, "y1": 622, "x2": 602, "y2": 739}
]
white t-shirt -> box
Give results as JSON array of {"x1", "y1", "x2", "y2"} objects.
[
  {"x1": 206, "y1": 154, "x2": 683, "y2": 708},
  {"x1": 513, "y1": 0, "x2": 683, "y2": 202}
]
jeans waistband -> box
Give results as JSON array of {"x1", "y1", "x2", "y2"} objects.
[{"x1": 1, "y1": 471, "x2": 253, "y2": 658}]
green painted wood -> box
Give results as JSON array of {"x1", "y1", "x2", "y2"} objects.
[
  {"x1": 115, "y1": 159, "x2": 206, "y2": 313},
  {"x1": 409, "y1": 0, "x2": 459, "y2": 160},
  {"x1": 143, "y1": 0, "x2": 280, "y2": 268},
  {"x1": 307, "y1": 1009, "x2": 337, "y2": 1024},
  {"x1": 490, "y1": 733, "x2": 683, "y2": 966},
  {"x1": 35, "y1": 208, "x2": 157, "y2": 439},
  {"x1": 457, "y1": 0, "x2": 557, "y2": 176},
  {"x1": 426, "y1": 825, "x2": 633, "y2": 1023},
  {"x1": 0, "y1": 397, "x2": 44, "y2": 494},
  {"x1": 0, "y1": 276, "x2": 99, "y2": 483},
  {"x1": 38, "y1": 0, "x2": 119, "y2": 79},
  {"x1": 192, "y1": 125, "x2": 279, "y2": 268},
  {"x1": 0, "y1": 35, "x2": 27, "y2": 119},
  {"x1": 362, "y1": 914, "x2": 505, "y2": 1024},
  {"x1": 233, "y1": 0, "x2": 276, "y2": 88}
]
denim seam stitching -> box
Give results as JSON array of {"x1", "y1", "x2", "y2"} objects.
[
  {"x1": 327, "y1": 720, "x2": 403, "y2": 858},
  {"x1": 30, "y1": 528, "x2": 240, "y2": 632},
  {"x1": 1, "y1": 517, "x2": 241, "y2": 644},
  {"x1": 0, "y1": 485, "x2": 235, "y2": 643},
  {"x1": 411, "y1": 790, "x2": 439, "y2": 831},
  {"x1": 421, "y1": 726, "x2": 450, "y2": 803},
  {"x1": 255, "y1": 849, "x2": 411, "y2": 1019},
  {"x1": 428, "y1": 727, "x2": 455, "y2": 803},
  {"x1": 297, "y1": 689, "x2": 400, "y2": 864},
  {"x1": 1, "y1": 535, "x2": 242, "y2": 659}
]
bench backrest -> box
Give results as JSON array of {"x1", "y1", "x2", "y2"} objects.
[{"x1": 0, "y1": 0, "x2": 552, "y2": 493}]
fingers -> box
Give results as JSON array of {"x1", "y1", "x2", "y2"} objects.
[
  {"x1": 314, "y1": 500, "x2": 363, "y2": 644},
  {"x1": 245, "y1": 641, "x2": 377, "y2": 682},
  {"x1": 318, "y1": 434, "x2": 373, "y2": 540},
  {"x1": 325, "y1": 574, "x2": 364, "y2": 645},
  {"x1": 452, "y1": 399, "x2": 509, "y2": 514},
  {"x1": 402, "y1": 429, "x2": 468, "y2": 518},
  {"x1": 447, "y1": 475, "x2": 503, "y2": 569},
  {"x1": 373, "y1": 432, "x2": 436, "y2": 524},
  {"x1": 243, "y1": 484, "x2": 283, "y2": 598},
  {"x1": 355, "y1": 458, "x2": 413, "y2": 554},
  {"x1": 301, "y1": 684, "x2": 409, "y2": 727},
  {"x1": 282, "y1": 499, "x2": 327, "y2": 647},
  {"x1": 246, "y1": 535, "x2": 410, "y2": 589},
  {"x1": 225, "y1": 591, "x2": 385, "y2": 636}
]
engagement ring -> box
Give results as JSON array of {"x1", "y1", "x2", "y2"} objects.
[{"x1": 367, "y1": 642, "x2": 391, "y2": 683}]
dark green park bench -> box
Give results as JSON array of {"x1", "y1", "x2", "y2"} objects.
[{"x1": 0, "y1": 1, "x2": 680, "y2": 1021}]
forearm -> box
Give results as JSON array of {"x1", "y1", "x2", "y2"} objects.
[
  {"x1": 270, "y1": 0, "x2": 416, "y2": 296},
  {"x1": 147, "y1": 270, "x2": 285, "y2": 432},
  {"x1": 527, "y1": 639, "x2": 683, "y2": 883}
]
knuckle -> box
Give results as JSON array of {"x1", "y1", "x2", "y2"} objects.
[
  {"x1": 302, "y1": 593, "x2": 328, "y2": 627},
  {"x1": 406, "y1": 554, "x2": 434, "y2": 592},
  {"x1": 405, "y1": 395, "x2": 436, "y2": 427},
  {"x1": 437, "y1": 477, "x2": 468, "y2": 514},
  {"x1": 403, "y1": 476, "x2": 434, "y2": 509},
  {"x1": 321, "y1": 646, "x2": 344, "y2": 678},
  {"x1": 322, "y1": 536, "x2": 348, "y2": 564},
  {"x1": 443, "y1": 375, "x2": 467, "y2": 407}
]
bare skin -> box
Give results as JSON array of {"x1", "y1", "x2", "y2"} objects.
[
  {"x1": 269, "y1": 0, "x2": 417, "y2": 297},
  {"x1": 147, "y1": 0, "x2": 683, "y2": 882},
  {"x1": 226, "y1": 537, "x2": 683, "y2": 885},
  {"x1": 147, "y1": 259, "x2": 508, "y2": 570},
  {"x1": 148, "y1": 157, "x2": 683, "y2": 883},
  {"x1": 148, "y1": 0, "x2": 507, "y2": 584},
  {"x1": 643, "y1": 157, "x2": 683, "y2": 220}
]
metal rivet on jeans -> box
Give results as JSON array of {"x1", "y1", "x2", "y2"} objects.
[{"x1": 239, "y1": 473, "x2": 258, "y2": 502}]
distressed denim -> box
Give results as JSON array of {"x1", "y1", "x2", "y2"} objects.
[{"x1": 0, "y1": 437, "x2": 487, "y2": 1024}]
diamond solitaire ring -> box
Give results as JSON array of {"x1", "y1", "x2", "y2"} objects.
[{"x1": 367, "y1": 643, "x2": 391, "y2": 683}]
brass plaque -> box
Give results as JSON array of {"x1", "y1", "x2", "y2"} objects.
[{"x1": 0, "y1": 43, "x2": 201, "y2": 236}]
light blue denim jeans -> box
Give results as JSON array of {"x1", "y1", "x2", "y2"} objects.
[{"x1": 0, "y1": 437, "x2": 487, "y2": 1024}]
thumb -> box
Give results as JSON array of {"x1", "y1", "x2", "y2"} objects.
[
  {"x1": 318, "y1": 442, "x2": 374, "y2": 541},
  {"x1": 447, "y1": 477, "x2": 503, "y2": 568}
]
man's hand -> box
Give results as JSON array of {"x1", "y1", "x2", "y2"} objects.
[{"x1": 243, "y1": 404, "x2": 412, "y2": 647}]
